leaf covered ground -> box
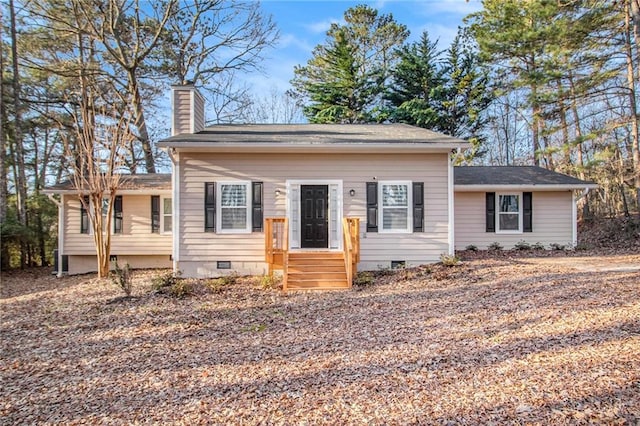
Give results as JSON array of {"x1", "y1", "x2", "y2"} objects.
[{"x1": 1, "y1": 253, "x2": 639, "y2": 425}]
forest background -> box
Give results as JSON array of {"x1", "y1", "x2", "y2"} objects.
[{"x1": 1, "y1": 0, "x2": 639, "y2": 269}]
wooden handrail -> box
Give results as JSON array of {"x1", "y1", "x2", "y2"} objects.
[
  {"x1": 342, "y1": 217, "x2": 360, "y2": 287},
  {"x1": 265, "y1": 217, "x2": 288, "y2": 290}
]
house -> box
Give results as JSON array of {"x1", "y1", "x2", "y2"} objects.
[
  {"x1": 46, "y1": 85, "x2": 596, "y2": 289},
  {"x1": 454, "y1": 166, "x2": 596, "y2": 250},
  {"x1": 45, "y1": 174, "x2": 173, "y2": 275}
]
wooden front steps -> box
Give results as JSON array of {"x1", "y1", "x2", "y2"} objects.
[{"x1": 286, "y1": 251, "x2": 350, "y2": 290}]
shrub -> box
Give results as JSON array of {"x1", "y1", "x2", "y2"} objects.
[
  {"x1": 549, "y1": 243, "x2": 566, "y2": 251},
  {"x1": 514, "y1": 240, "x2": 531, "y2": 251},
  {"x1": 259, "y1": 274, "x2": 280, "y2": 290},
  {"x1": 110, "y1": 261, "x2": 132, "y2": 297},
  {"x1": 353, "y1": 271, "x2": 375, "y2": 287},
  {"x1": 465, "y1": 244, "x2": 478, "y2": 251},
  {"x1": 169, "y1": 280, "x2": 193, "y2": 298},
  {"x1": 532, "y1": 242, "x2": 545, "y2": 250},
  {"x1": 488, "y1": 241, "x2": 503, "y2": 251},
  {"x1": 439, "y1": 253, "x2": 460, "y2": 267},
  {"x1": 152, "y1": 271, "x2": 192, "y2": 298},
  {"x1": 574, "y1": 242, "x2": 590, "y2": 251},
  {"x1": 205, "y1": 273, "x2": 240, "y2": 294}
]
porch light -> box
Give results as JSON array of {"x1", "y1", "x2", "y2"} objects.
[
  {"x1": 275, "y1": 189, "x2": 281, "y2": 196},
  {"x1": 349, "y1": 189, "x2": 356, "y2": 197}
]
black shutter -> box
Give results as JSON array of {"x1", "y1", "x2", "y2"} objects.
[
  {"x1": 151, "y1": 196, "x2": 160, "y2": 233},
  {"x1": 113, "y1": 195, "x2": 123, "y2": 234},
  {"x1": 80, "y1": 196, "x2": 89, "y2": 234},
  {"x1": 523, "y1": 192, "x2": 533, "y2": 232},
  {"x1": 486, "y1": 192, "x2": 496, "y2": 233},
  {"x1": 366, "y1": 182, "x2": 378, "y2": 232},
  {"x1": 413, "y1": 182, "x2": 424, "y2": 232},
  {"x1": 252, "y1": 182, "x2": 263, "y2": 232},
  {"x1": 204, "y1": 182, "x2": 216, "y2": 232}
]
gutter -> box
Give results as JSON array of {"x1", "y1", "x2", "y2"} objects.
[{"x1": 47, "y1": 193, "x2": 64, "y2": 278}]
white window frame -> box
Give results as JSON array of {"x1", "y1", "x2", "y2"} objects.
[
  {"x1": 378, "y1": 181, "x2": 413, "y2": 234},
  {"x1": 217, "y1": 181, "x2": 251, "y2": 234},
  {"x1": 161, "y1": 196, "x2": 172, "y2": 234},
  {"x1": 496, "y1": 192, "x2": 523, "y2": 234},
  {"x1": 87, "y1": 197, "x2": 116, "y2": 235},
  {"x1": 285, "y1": 180, "x2": 343, "y2": 250}
]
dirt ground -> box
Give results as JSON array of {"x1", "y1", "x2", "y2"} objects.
[{"x1": 1, "y1": 252, "x2": 639, "y2": 425}]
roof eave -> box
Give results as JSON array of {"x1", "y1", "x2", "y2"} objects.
[
  {"x1": 454, "y1": 183, "x2": 599, "y2": 192},
  {"x1": 157, "y1": 141, "x2": 469, "y2": 153}
]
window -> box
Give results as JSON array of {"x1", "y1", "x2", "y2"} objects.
[
  {"x1": 218, "y1": 182, "x2": 251, "y2": 233},
  {"x1": 80, "y1": 197, "x2": 89, "y2": 234},
  {"x1": 379, "y1": 181, "x2": 412, "y2": 233},
  {"x1": 162, "y1": 197, "x2": 172, "y2": 233},
  {"x1": 497, "y1": 193, "x2": 521, "y2": 233},
  {"x1": 151, "y1": 196, "x2": 160, "y2": 233}
]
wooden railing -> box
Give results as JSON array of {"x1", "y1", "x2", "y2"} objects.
[
  {"x1": 265, "y1": 217, "x2": 288, "y2": 289},
  {"x1": 343, "y1": 217, "x2": 360, "y2": 287}
]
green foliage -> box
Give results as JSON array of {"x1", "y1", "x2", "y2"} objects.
[
  {"x1": 532, "y1": 242, "x2": 545, "y2": 250},
  {"x1": 291, "y1": 4, "x2": 408, "y2": 123},
  {"x1": 152, "y1": 271, "x2": 191, "y2": 298},
  {"x1": 514, "y1": 240, "x2": 531, "y2": 251},
  {"x1": 110, "y1": 261, "x2": 132, "y2": 297},
  {"x1": 386, "y1": 30, "x2": 493, "y2": 160},
  {"x1": 439, "y1": 253, "x2": 460, "y2": 267},
  {"x1": 353, "y1": 271, "x2": 375, "y2": 287},
  {"x1": 259, "y1": 274, "x2": 281, "y2": 290},
  {"x1": 205, "y1": 273, "x2": 239, "y2": 294},
  {"x1": 488, "y1": 241, "x2": 503, "y2": 251},
  {"x1": 465, "y1": 244, "x2": 478, "y2": 251},
  {"x1": 549, "y1": 243, "x2": 567, "y2": 251}
]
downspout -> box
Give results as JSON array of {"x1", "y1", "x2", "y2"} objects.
[
  {"x1": 168, "y1": 148, "x2": 179, "y2": 273},
  {"x1": 447, "y1": 152, "x2": 455, "y2": 256},
  {"x1": 572, "y1": 188, "x2": 591, "y2": 248},
  {"x1": 47, "y1": 193, "x2": 64, "y2": 278}
]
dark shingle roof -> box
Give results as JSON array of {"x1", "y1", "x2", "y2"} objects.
[
  {"x1": 45, "y1": 174, "x2": 172, "y2": 192},
  {"x1": 158, "y1": 123, "x2": 468, "y2": 147},
  {"x1": 454, "y1": 166, "x2": 595, "y2": 187}
]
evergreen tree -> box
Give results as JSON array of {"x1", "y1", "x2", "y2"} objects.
[{"x1": 291, "y1": 5, "x2": 408, "y2": 123}]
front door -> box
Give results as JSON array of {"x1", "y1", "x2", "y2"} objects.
[{"x1": 300, "y1": 185, "x2": 329, "y2": 248}]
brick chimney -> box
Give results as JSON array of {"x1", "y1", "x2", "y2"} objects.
[{"x1": 171, "y1": 85, "x2": 205, "y2": 136}]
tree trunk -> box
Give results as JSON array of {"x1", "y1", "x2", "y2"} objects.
[
  {"x1": 9, "y1": 0, "x2": 29, "y2": 267},
  {"x1": 0, "y1": 14, "x2": 9, "y2": 270},
  {"x1": 625, "y1": 0, "x2": 640, "y2": 215},
  {"x1": 128, "y1": 72, "x2": 156, "y2": 174}
]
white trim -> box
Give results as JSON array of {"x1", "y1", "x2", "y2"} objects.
[
  {"x1": 495, "y1": 192, "x2": 523, "y2": 234},
  {"x1": 58, "y1": 194, "x2": 65, "y2": 277},
  {"x1": 378, "y1": 181, "x2": 413, "y2": 234},
  {"x1": 285, "y1": 179, "x2": 343, "y2": 250},
  {"x1": 189, "y1": 92, "x2": 195, "y2": 133},
  {"x1": 572, "y1": 191, "x2": 577, "y2": 247},
  {"x1": 217, "y1": 181, "x2": 252, "y2": 234},
  {"x1": 171, "y1": 89, "x2": 176, "y2": 136},
  {"x1": 43, "y1": 189, "x2": 172, "y2": 196},
  {"x1": 455, "y1": 184, "x2": 598, "y2": 192},
  {"x1": 170, "y1": 151, "x2": 180, "y2": 270},
  {"x1": 447, "y1": 155, "x2": 455, "y2": 255},
  {"x1": 160, "y1": 196, "x2": 173, "y2": 234},
  {"x1": 161, "y1": 143, "x2": 464, "y2": 154}
]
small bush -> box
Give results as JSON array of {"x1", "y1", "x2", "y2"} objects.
[
  {"x1": 488, "y1": 241, "x2": 503, "y2": 251},
  {"x1": 549, "y1": 243, "x2": 566, "y2": 251},
  {"x1": 532, "y1": 242, "x2": 545, "y2": 250},
  {"x1": 439, "y1": 253, "x2": 460, "y2": 267},
  {"x1": 152, "y1": 271, "x2": 192, "y2": 298},
  {"x1": 465, "y1": 244, "x2": 478, "y2": 251},
  {"x1": 259, "y1": 274, "x2": 281, "y2": 290},
  {"x1": 353, "y1": 271, "x2": 375, "y2": 287},
  {"x1": 169, "y1": 280, "x2": 193, "y2": 298},
  {"x1": 218, "y1": 272, "x2": 239, "y2": 286},
  {"x1": 110, "y1": 261, "x2": 133, "y2": 297},
  {"x1": 514, "y1": 240, "x2": 531, "y2": 251},
  {"x1": 574, "y1": 242, "x2": 590, "y2": 251}
]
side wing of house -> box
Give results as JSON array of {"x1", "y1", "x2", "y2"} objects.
[
  {"x1": 60, "y1": 192, "x2": 173, "y2": 274},
  {"x1": 174, "y1": 152, "x2": 452, "y2": 278},
  {"x1": 454, "y1": 190, "x2": 575, "y2": 250}
]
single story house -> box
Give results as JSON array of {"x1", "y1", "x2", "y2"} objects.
[{"x1": 46, "y1": 86, "x2": 596, "y2": 289}]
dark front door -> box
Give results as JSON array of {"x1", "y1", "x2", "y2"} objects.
[{"x1": 301, "y1": 185, "x2": 329, "y2": 248}]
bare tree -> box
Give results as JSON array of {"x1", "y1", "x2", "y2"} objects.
[{"x1": 65, "y1": 102, "x2": 133, "y2": 278}]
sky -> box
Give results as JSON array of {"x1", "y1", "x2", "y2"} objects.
[{"x1": 244, "y1": 0, "x2": 484, "y2": 96}]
